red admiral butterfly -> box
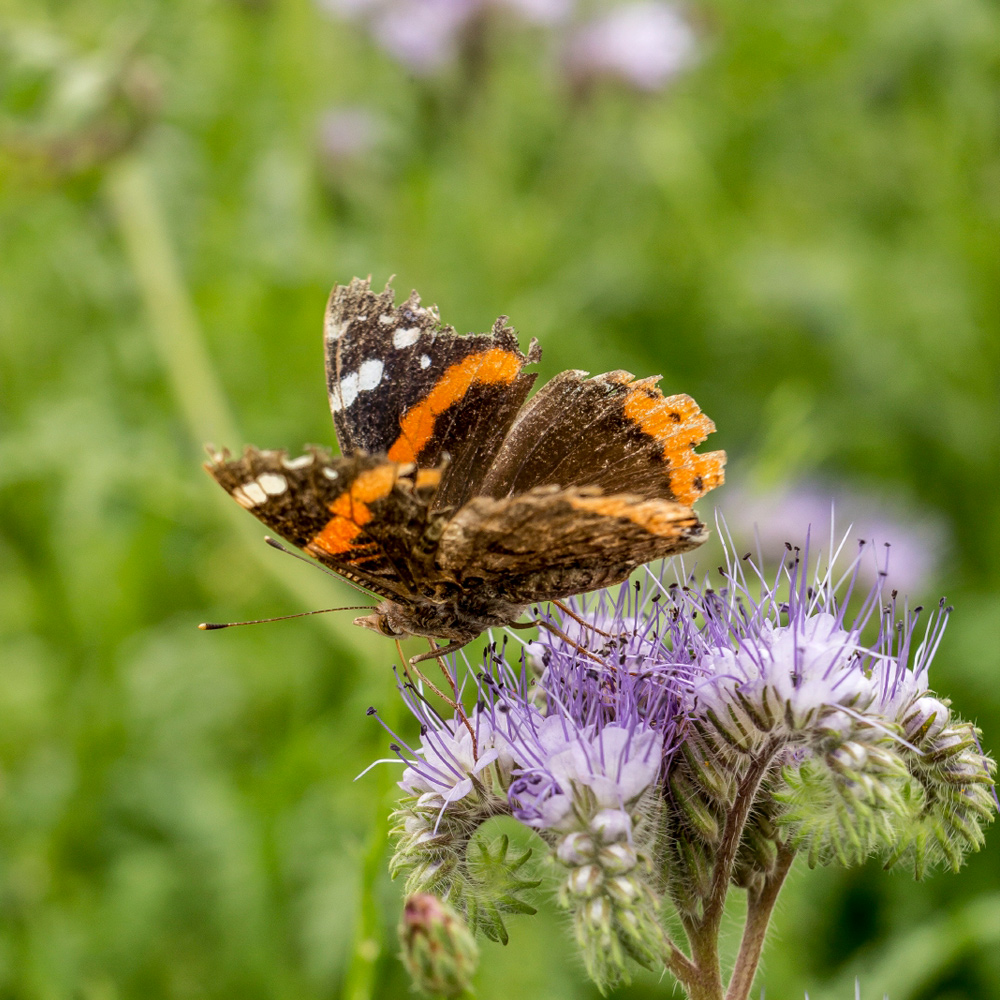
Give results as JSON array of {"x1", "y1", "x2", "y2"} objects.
[{"x1": 205, "y1": 278, "x2": 725, "y2": 661}]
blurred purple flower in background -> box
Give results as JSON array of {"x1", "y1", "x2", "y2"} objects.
[
  {"x1": 320, "y1": 0, "x2": 571, "y2": 73},
  {"x1": 720, "y1": 482, "x2": 948, "y2": 594},
  {"x1": 317, "y1": 105, "x2": 385, "y2": 166},
  {"x1": 565, "y1": 2, "x2": 696, "y2": 91},
  {"x1": 319, "y1": 0, "x2": 696, "y2": 89}
]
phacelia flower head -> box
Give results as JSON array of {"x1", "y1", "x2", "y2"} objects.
[
  {"x1": 376, "y1": 519, "x2": 995, "y2": 996},
  {"x1": 681, "y1": 529, "x2": 948, "y2": 749}
]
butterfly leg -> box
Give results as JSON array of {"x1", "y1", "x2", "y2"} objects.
[
  {"x1": 508, "y1": 617, "x2": 606, "y2": 666},
  {"x1": 409, "y1": 639, "x2": 478, "y2": 756},
  {"x1": 551, "y1": 599, "x2": 616, "y2": 639},
  {"x1": 409, "y1": 640, "x2": 470, "y2": 665}
]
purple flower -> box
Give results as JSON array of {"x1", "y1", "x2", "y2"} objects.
[
  {"x1": 682, "y1": 529, "x2": 953, "y2": 748},
  {"x1": 508, "y1": 717, "x2": 664, "y2": 830},
  {"x1": 378, "y1": 524, "x2": 994, "y2": 995},
  {"x1": 565, "y1": 2, "x2": 696, "y2": 92},
  {"x1": 720, "y1": 482, "x2": 948, "y2": 594},
  {"x1": 399, "y1": 709, "x2": 515, "y2": 806},
  {"x1": 373, "y1": 0, "x2": 475, "y2": 72}
]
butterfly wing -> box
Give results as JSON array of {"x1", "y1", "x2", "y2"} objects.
[
  {"x1": 324, "y1": 278, "x2": 540, "y2": 509},
  {"x1": 436, "y1": 486, "x2": 707, "y2": 605},
  {"x1": 206, "y1": 447, "x2": 443, "y2": 599},
  {"x1": 481, "y1": 369, "x2": 725, "y2": 505}
]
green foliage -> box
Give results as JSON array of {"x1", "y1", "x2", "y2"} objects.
[{"x1": 1, "y1": 0, "x2": 999, "y2": 996}]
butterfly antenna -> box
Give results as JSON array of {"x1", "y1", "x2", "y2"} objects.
[
  {"x1": 263, "y1": 535, "x2": 343, "y2": 579},
  {"x1": 263, "y1": 536, "x2": 375, "y2": 598},
  {"x1": 199, "y1": 605, "x2": 372, "y2": 630}
]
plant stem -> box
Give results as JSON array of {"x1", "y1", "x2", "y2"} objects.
[
  {"x1": 104, "y1": 155, "x2": 373, "y2": 656},
  {"x1": 724, "y1": 843, "x2": 796, "y2": 1000},
  {"x1": 682, "y1": 748, "x2": 779, "y2": 1000}
]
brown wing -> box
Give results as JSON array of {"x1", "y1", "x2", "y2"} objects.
[
  {"x1": 435, "y1": 486, "x2": 708, "y2": 605},
  {"x1": 324, "y1": 278, "x2": 540, "y2": 509},
  {"x1": 481, "y1": 369, "x2": 725, "y2": 506},
  {"x1": 206, "y1": 447, "x2": 445, "y2": 599}
]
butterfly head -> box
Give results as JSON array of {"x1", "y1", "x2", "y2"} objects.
[{"x1": 354, "y1": 602, "x2": 412, "y2": 639}]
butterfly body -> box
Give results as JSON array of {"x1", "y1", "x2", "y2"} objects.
[{"x1": 206, "y1": 278, "x2": 725, "y2": 653}]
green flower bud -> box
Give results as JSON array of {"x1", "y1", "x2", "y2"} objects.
[{"x1": 399, "y1": 894, "x2": 479, "y2": 998}]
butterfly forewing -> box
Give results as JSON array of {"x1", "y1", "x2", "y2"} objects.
[{"x1": 324, "y1": 278, "x2": 540, "y2": 508}]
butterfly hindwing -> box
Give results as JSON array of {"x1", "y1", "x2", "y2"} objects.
[
  {"x1": 324, "y1": 278, "x2": 540, "y2": 508},
  {"x1": 436, "y1": 486, "x2": 708, "y2": 605},
  {"x1": 481, "y1": 369, "x2": 726, "y2": 505}
]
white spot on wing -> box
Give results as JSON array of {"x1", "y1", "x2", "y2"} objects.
[
  {"x1": 323, "y1": 467, "x2": 339, "y2": 480},
  {"x1": 331, "y1": 359, "x2": 384, "y2": 411},
  {"x1": 357, "y1": 358, "x2": 384, "y2": 390},
  {"x1": 241, "y1": 481, "x2": 268, "y2": 506},
  {"x1": 232, "y1": 486, "x2": 255, "y2": 508},
  {"x1": 325, "y1": 315, "x2": 348, "y2": 341},
  {"x1": 419, "y1": 354, "x2": 432, "y2": 369},
  {"x1": 282, "y1": 454, "x2": 313, "y2": 470},
  {"x1": 257, "y1": 473, "x2": 287, "y2": 496},
  {"x1": 378, "y1": 313, "x2": 396, "y2": 325},
  {"x1": 392, "y1": 327, "x2": 421, "y2": 349},
  {"x1": 331, "y1": 371, "x2": 359, "y2": 412}
]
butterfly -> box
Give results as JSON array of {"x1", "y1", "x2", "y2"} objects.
[{"x1": 206, "y1": 278, "x2": 725, "y2": 662}]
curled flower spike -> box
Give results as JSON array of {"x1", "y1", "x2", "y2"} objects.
[{"x1": 670, "y1": 526, "x2": 996, "y2": 874}]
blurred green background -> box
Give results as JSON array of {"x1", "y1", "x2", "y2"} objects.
[{"x1": 1, "y1": 0, "x2": 998, "y2": 997}]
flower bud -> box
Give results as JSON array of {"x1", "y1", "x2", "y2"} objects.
[
  {"x1": 604, "y1": 874, "x2": 641, "y2": 905},
  {"x1": 399, "y1": 894, "x2": 478, "y2": 998},
  {"x1": 831, "y1": 742, "x2": 868, "y2": 770},
  {"x1": 556, "y1": 832, "x2": 595, "y2": 865},
  {"x1": 567, "y1": 864, "x2": 604, "y2": 898},
  {"x1": 591, "y1": 807, "x2": 632, "y2": 843},
  {"x1": 903, "y1": 696, "x2": 950, "y2": 743},
  {"x1": 597, "y1": 842, "x2": 638, "y2": 875}
]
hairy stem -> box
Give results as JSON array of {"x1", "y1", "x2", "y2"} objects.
[
  {"x1": 661, "y1": 937, "x2": 699, "y2": 992},
  {"x1": 686, "y1": 748, "x2": 779, "y2": 1000},
  {"x1": 724, "y1": 843, "x2": 796, "y2": 1000}
]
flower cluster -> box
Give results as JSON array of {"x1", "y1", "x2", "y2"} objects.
[{"x1": 373, "y1": 528, "x2": 996, "y2": 998}]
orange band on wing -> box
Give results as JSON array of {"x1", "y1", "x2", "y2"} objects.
[
  {"x1": 621, "y1": 387, "x2": 726, "y2": 505},
  {"x1": 387, "y1": 349, "x2": 523, "y2": 463},
  {"x1": 668, "y1": 452, "x2": 727, "y2": 506},
  {"x1": 306, "y1": 464, "x2": 397, "y2": 557},
  {"x1": 567, "y1": 495, "x2": 702, "y2": 539}
]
